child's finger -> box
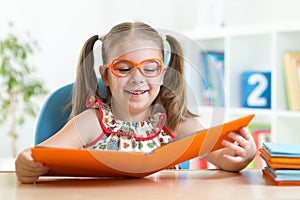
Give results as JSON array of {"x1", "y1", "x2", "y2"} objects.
[
  {"x1": 222, "y1": 153, "x2": 243, "y2": 163},
  {"x1": 227, "y1": 132, "x2": 247, "y2": 148},
  {"x1": 222, "y1": 139, "x2": 244, "y2": 155},
  {"x1": 240, "y1": 127, "x2": 252, "y2": 140}
]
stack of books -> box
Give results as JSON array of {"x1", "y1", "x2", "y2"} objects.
[{"x1": 259, "y1": 142, "x2": 300, "y2": 186}]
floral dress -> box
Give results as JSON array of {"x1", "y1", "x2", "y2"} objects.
[{"x1": 84, "y1": 96, "x2": 176, "y2": 154}]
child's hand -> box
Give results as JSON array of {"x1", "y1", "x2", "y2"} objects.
[
  {"x1": 15, "y1": 148, "x2": 49, "y2": 184},
  {"x1": 221, "y1": 127, "x2": 256, "y2": 166}
]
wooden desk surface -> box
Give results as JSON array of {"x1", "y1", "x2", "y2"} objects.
[{"x1": 1, "y1": 169, "x2": 299, "y2": 200}]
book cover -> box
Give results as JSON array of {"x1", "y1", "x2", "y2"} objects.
[
  {"x1": 200, "y1": 51, "x2": 224, "y2": 106},
  {"x1": 187, "y1": 157, "x2": 208, "y2": 169},
  {"x1": 263, "y1": 168, "x2": 300, "y2": 186},
  {"x1": 31, "y1": 114, "x2": 254, "y2": 178},
  {"x1": 241, "y1": 71, "x2": 271, "y2": 109},
  {"x1": 201, "y1": 51, "x2": 214, "y2": 106},
  {"x1": 283, "y1": 52, "x2": 300, "y2": 111},
  {"x1": 260, "y1": 148, "x2": 300, "y2": 165},
  {"x1": 266, "y1": 167, "x2": 300, "y2": 181},
  {"x1": 262, "y1": 142, "x2": 300, "y2": 157},
  {"x1": 293, "y1": 57, "x2": 300, "y2": 92},
  {"x1": 259, "y1": 147, "x2": 300, "y2": 170}
]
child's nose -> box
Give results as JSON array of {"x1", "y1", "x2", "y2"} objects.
[{"x1": 130, "y1": 68, "x2": 146, "y2": 83}]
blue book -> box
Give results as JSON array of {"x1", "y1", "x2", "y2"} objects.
[
  {"x1": 263, "y1": 142, "x2": 300, "y2": 158},
  {"x1": 265, "y1": 166, "x2": 300, "y2": 181},
  {"x1": 200, "y1": 51, "x2": 224, "y2": 106}
]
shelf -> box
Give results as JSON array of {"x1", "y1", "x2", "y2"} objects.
[
  {"x1": 183, "y1": 23, "x2": 300, "y2": 144},
  {"x1": 184, "y1": 22, "x2": 300, "y2": 40},
  {"x1": 275, "y1": 110, "x2": 300, "y2": 118},
  {"x1": 228, "y1": 107, "x2": 272, "y2": 116}
]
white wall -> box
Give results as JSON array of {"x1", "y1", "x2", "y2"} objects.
[
  {"x1": 1, "y1": 0, "x2": 300, "y2": 158},
  {"x1": 0, "y1": 0, "x2": 205, "y2": 158}
]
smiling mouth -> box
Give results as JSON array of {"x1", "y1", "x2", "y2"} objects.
[{"x1": 127, "y1": 90, "x2": 148, "y2": 95}]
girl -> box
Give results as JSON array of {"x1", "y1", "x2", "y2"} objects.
[{"x1": 15, "y1": 22, "x2": 256, "y2": 183}]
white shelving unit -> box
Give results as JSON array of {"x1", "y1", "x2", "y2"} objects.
[{"x1": 183, "y1": 23, "x2": 300, "y2": 144}]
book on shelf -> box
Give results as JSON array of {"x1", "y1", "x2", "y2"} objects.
[
  {"x1": 283, "y1": 52, "x2": 300, "y2": 111},
  {"x1": 182, "y1": 157, "x2": 217, "y2": 170},
  {"x1": 181, "y1": 157, "x2": 207, "y2": 170},
  {"x1": 200, "y1": 51, "x2": 224, "y2": 106},
  {"x1": 31, "y1": 114, "x2": 254, "y2": 178},
  {"x1": 241, "y1": 71, "x2": 271, "y2": 109},
  {"x1": 260, "y1": 142, "x2": 300, "y2": 186},
  {"x1": 247, "y1": 124, "x2": 271, "y2": 169},
  {"x1": 294, "y1": 58, "x2": 300, "y2": 91}
]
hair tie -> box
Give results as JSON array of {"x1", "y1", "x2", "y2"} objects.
[
  {"x1": 160, "y1": 34, "x2": 170, "y2": 65},
  {"x1": 160, "y1": 34, "x2": 166, "y2": 41},
  {"x1": 98, "y1": 35, "x2": 103, "y2": 42}
]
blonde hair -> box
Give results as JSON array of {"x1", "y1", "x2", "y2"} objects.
[{"x1": 70, "y1": 22, "x2": 195, "y2": 132}]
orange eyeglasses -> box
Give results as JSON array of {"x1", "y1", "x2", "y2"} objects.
[{"x1": 106, "y1": 58, "x2": 164, "y2": 78}]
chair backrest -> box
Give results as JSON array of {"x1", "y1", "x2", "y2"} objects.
[{"x1": 34, "y1": 79, "x2": 106, "y2": 145}]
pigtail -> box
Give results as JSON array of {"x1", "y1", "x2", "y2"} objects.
[
  {"x1": 157, "y1": 35, "x2": 195, "y2": 131},
  {"x1": 165, "y1": 34, "x2": 185, "y2": 89},
  {"x1": 69, "y1": 35, "x2": 100, "y2": 118}
]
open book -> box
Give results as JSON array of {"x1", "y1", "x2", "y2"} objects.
[{"x1": 31, "y1": 114, "x2": 254, "y2": 178}]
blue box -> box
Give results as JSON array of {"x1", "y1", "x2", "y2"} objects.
[{"x1": 241, "y1": 71, "x2": 271, "y2": 109}]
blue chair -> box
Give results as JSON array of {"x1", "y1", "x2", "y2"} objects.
[{"x1": 34, "y1": 79, "x2": 106, "y2": 145}]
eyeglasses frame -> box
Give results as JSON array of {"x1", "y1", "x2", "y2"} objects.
[{"x1": 105, "y1": 57, "x2": 164, "y2": 78}]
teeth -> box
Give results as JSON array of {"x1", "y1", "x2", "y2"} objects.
[{"x1": 130, "y1": 90, "x2": 146, "y2": 95}]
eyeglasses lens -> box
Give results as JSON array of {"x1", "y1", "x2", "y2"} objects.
[{"x1": 112, "y1": 59, "x2": 162, "y2": 77}]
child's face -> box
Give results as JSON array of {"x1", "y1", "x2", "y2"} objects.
[{"x1": 103, "y1": 39, "x2": 164, "y2": 116}]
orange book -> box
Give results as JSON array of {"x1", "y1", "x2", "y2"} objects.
[
  {"x1": 31, "y1": 114, "x2": 254, "y2": 178},
  {"x1": 259, "y1": 148, "x2": 300, "y2": 169}
]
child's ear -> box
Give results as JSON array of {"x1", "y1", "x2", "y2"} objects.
[{"x1": 99, "y1": 65, "x2": 109, "y2": 86}]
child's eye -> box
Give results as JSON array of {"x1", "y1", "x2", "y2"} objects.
[
  {"x1": 113, "y1": 61, "x2": 134, "y2": 74},
  {"x1": 118, "y1": 68, "x2": 132, "y2": 73},
  {"x1": 143, "y1": 68, "x2": 156, "y2": 73},
  {"x1": 142, "y1": 61, "x2": 161, "y2": 75}
]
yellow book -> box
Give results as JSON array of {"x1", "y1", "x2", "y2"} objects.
[{"x1": 283, "y1": 52, "x2": 300, "y2": 111}]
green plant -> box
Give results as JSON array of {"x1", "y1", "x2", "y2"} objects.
[{"x1": 0, "y1": 23, "x2": 48, "y2": 157}]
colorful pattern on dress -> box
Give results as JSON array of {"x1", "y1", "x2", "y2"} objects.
[{"x1": 85, "y1": 102, "x2": 174, "y2": 153}]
